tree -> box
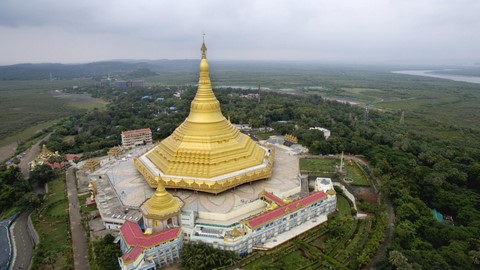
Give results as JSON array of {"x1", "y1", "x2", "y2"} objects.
[
  {"x1": 93, "y1": 234, "x2": 121, "y2": 270},
  {"x1": 29, "y1": 164, "x2": 54, "y2": 186},
  {"x1": 389, "y1": 250, "x2": 412, "y2": 269},
  {"x1": 180, "y1": 242, "x2": 239, "y2": 270},
  {"x1": 469, "y1": 250, "x2": 480, "y2": 265}
]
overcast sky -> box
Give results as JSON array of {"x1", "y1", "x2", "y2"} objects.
[{"x1": 0, "y1": 0, "x2": 479, "y2": 65}]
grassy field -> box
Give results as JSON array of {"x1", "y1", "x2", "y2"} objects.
[
  {"x1": 0, "y1": 79, "x2": 102, "y2": 149},
  {"x1": 299, "y1": 157, "x2": 337, "y2": 175},
  {"x1": 252, "y1": 131, "x2": 273, "y2": 140},
  {"x1": 0, "y1": 120, "x2": 57, "y2": 148},
  {"x1": 336, "y1": 195, "x2": 352, "y2": 218},
  {"x1": 31, "y1": 173, "x2": 72, "y2": 269},
  {"x1": 344, "y1": 161, "x2": 370, "y2": 186}
]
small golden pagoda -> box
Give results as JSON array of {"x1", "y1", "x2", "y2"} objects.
[
  {"x1": 135, "y1": 40, "x2": 273, "y2": 194},
  {"x1": 30, "y1": 144, "x2": 61, "y2": 169},
  {"x1": 141, "y1": 182, "x2": 183, "y2": 232},
  {"x1": 82, "y1": 159, "x2": 100, "y2": 173},
  {"x1": 284, "y1": 134, "x2": 298, "y2": 144},
  {"x1": 108, "y1": 146, "x2": 124, "y2": 159}
]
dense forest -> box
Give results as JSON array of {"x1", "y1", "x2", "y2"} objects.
[{"x1": 0, "y1": 81, "x2": 473, "y2": 268}]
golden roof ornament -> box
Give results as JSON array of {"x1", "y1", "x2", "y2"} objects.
[
  {"x1": 141, "y1": 181, "x2": 183, "y2": 219},
  {"x1": 201, "y1": 33, "x2": 207, "y2": 59}
]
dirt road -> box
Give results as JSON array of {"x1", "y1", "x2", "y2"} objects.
[{"x1": 18, "y1": 133, "x2": 52, "y2": 180}]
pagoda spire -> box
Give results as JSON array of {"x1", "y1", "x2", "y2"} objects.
[
  {"x1": 185, "y1": 38, "x2": 224, "y2": 123},
  {"x1": 201, "y1": 33, "x2": 207, "y2": 59}
]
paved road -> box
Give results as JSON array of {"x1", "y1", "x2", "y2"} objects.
[
  {"x1": 10, "y1": 212, "x2": 34, "y2": 270},
  {"x1": 66, "y1": 167, "x2": 90, "y2": 270}
]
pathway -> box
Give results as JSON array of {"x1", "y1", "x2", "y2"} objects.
[
  {"x1": 66, "y1": 167, "x2": 90, "y2": 270},
  {"x1": 352, "y1": 155, "x2": 395, "y2": 270},
  {"x1": 10, "y1": 212, "x2": 34, "y2": 270}
]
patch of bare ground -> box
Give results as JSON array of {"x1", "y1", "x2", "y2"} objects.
[{"x1": 0, "y1": 142, "x2": 17, "y2": 162}]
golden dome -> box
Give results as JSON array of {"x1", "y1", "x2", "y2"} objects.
[
  {"x1": 137, "y1": 40, "x2": 273, "y2": 194},
  {"x1": 141, "y1": 182, "x2": 183, "y2": 219}
]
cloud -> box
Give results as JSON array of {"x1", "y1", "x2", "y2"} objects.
[{"x1": 0, "y1": 0, "x2": 479, "y2": 64}]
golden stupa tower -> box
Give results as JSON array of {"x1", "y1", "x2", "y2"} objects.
[{"x1": 135, "y1": 40, "x2": 274, "y2": 194}]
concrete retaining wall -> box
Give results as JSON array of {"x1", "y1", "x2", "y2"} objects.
[{"x1": 332, "y1": 182, "x2": 357, "y2": 210}]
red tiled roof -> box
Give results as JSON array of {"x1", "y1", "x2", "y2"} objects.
[
  {"x1": 47, "y1": 162, "x2": 68, "y2": 169},
  {"x1": 65, "y1": 154, "x2": 83, "y2": 161},
  {"x1": 121, "y1": 246, "x2": 142, "y2": 264},
  {"x1": 246, "y1": 191, "x2": 327, "y2": 229},
  {"x1": 120, "y1": 221, "x2": 180, "y2": 248},
  {"x1": 262, "y1": 191, "x2": 286, "y2": 206},
  {"x1": 121, "y1": 128, "x2": 152, "y2": 135}
]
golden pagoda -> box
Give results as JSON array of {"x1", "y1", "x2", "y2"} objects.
[
  {"x1": 141, "y1": 182, "x2": 183, "y2": 232},
  {"x1": 135, "y1": 40, "x2": 274, "y2": 194}
]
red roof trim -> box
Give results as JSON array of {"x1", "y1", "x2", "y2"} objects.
[
  {"x1": 47, "y1": 162, "x2": 69, "y2": 169},
  {"x1": 120, "y1": 221, "x2": 180, "y2": 248},
  {"x1": 65, "y1": 154, "x2": 83, "y2": 161},
  {"x1": 262, "y1": 191, "x2": 286, "y2": 206},
  {"x1": 246, "y1": 191, "x2": 327, "y2": 229},
  {"x1": 121, "y1": 246, "x2": 142, "y2": 264}
]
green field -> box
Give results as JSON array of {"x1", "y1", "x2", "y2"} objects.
[
  {"x1": 299, "y1": 157, "x2": 337, "y2": 175},
  {"x1": 344, "y1": 161, "x2": 370, "y2": 186},
  {"x1": 0, "y1": 79, "x2": 101, "y2": 148}
]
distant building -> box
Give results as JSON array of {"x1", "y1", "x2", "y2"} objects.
[
  {"x1": 121, "y1": 128, "x2": 152, "y2": 148},
  {"x1": 309, "y1": 127, "x2": 331, "y2": 140},
  {"x1": 240, "y1": 93, "x2": 260, "y2": 100},
  {"x1": 115, "y1": 80, "x2": 145, "y2": 88},
  {"x1": 233, "y1": 124, "x2": 252, "y2": 131}
]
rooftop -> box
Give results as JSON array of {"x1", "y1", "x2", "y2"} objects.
[
  {"x1": 121, "y1": 220, "x2": 180, "y2": 248},
  {"x1": 121, "y1": 128, "x2": 152, "y2": 135},
  {"x1": 246, "y1": 191, "x2": 327, "y2": 229},
  {"x1": 86, "y1": 143, "x2": 301, "y2": 227}
]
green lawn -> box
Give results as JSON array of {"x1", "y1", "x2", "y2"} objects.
[
  {"x1": 252, "y1": 131, "x2": 273, "y2": 140},
  {"x1": 31, "y1": 173, "x2": 73, "y2": 269},
  {"x1": 336, "y1": 195, "x2": 352, "y2": 218},
  {"x1": 345, "y1": 161, "x2": 370, "y2": 186},
  {"x1": 299, "y1": 158, "x2": 337, "y2": 174}
]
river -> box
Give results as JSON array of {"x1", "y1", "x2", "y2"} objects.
[{"x1": 393, "y1": 70, "x2": 480, "y2": 84}]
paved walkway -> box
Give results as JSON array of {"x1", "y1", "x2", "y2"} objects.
[
  {"x1": 66, "y1": 167, "x2": 90, "y2": 270},
  {"x1": 10, "y1": 212, "x2": 34, "y2": 270}
]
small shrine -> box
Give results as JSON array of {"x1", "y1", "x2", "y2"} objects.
[{"x1": 82, "y1": 159, "x2": 100, "y2": 173}]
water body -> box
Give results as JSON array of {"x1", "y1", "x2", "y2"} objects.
[{"x1": 393, "y1": 70, "x2": 480, "y2": 84}]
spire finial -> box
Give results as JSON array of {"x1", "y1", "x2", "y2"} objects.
[{"x1": 201, "y1": 33, "x2": 207, "y2": 59}]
